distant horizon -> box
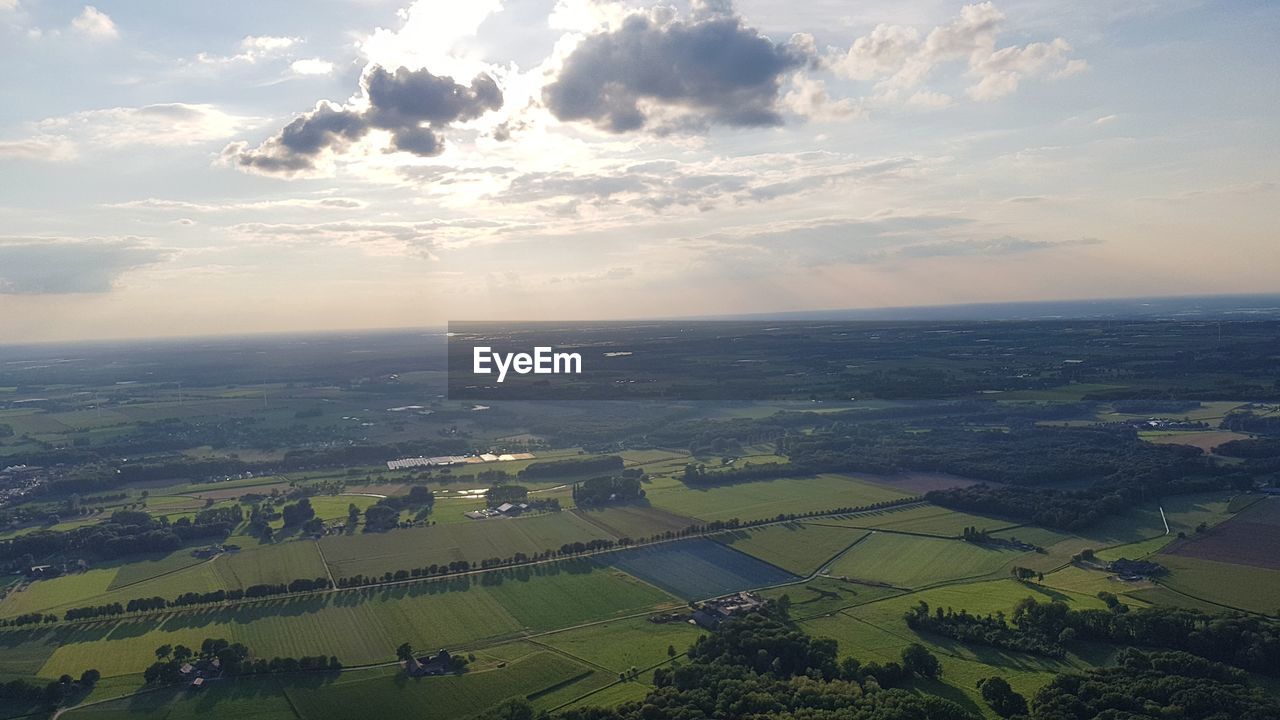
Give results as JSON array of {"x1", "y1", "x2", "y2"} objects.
[{"x1": 3, "y1": 291, "x2": 1279, "y2": 350}]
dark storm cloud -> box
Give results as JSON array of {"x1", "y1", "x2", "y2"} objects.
[
  {"x1": 230, "y1": 66, "x2": 503, "y2": 174},
  {"x1": 543, "y1": 10, "x2": 809, "y2": 133},
  {"x1": 0, "y1": 238, "x2": 171, "y2": 294}
]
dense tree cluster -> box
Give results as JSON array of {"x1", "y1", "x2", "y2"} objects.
[
  {"x1": 1213, "y1": 437, "x2": 1280, "y2": 458},
  {"x1": 1030, "y1": 649, "x2": 1280, "y2": 719},
  {"x1": 0, "y1": 505, "x2": 241, "y2": 566},
  {"x1": 1221, "y1": 411, "x2": 1280, "y2": 434},
  {"x1": 487, "y1": 484, "x2": 529, "y2": 506},
  {"x1": 911, "y1": 596, "x2": 1280, "y2": 677},
  {"x1": 280, "y1": 497, "x2": 315, "y2": 527},
  {"x1": 977, "y1": 676, "x2": 1027, "y2": 718},
  {"x1": 0, "y1": 668, "x2": 99, "y2": 709},
  {"x1": 905, "y1": 601, "x2": 1066, "y2": 659},
  {"x1": 571, "y1": 473, "x2": 645, "y2": 505}
]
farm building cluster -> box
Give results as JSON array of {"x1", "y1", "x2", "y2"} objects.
[
  {"x1": 181, "y1": 656, "x2": 223, "y2": 689},
  {"x1": 385, "y1": 452, "x2": 535, "y2": 471},
  {"x1": 464, "y1": 502, "x2": 530, "y2": 520},
  {"x1": 1109, "y1": 558, "x2": 1165, "y2": 581},
  {"x1": 648, "y1": 592, "x2": 767, "y2": 630}
]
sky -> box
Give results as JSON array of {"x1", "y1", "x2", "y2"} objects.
[{"x1": 0, "y1": 0, "x2": 1276, "y2": 342}]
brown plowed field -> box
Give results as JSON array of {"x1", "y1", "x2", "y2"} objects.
[{"x1": 1164, "y1": 497, "x2": 1280, "y2": 569}]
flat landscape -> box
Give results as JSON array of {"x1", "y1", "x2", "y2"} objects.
[{"x1": 1, "y1": 322, "x2": 1279, "y2": 720}]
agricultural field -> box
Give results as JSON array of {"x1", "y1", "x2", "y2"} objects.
[
  {"x1": 107, "y1": 550, "x2": 209, "y2": 591},
  {"x1": 1, "y1": 542, "x2": 330, "y2": 617},
  {"x1": 814, "y1": 503, "x2": 1017, "y2": 537},
  {"x1": 285, "y1": 652, "x2": 600, "y2": 720},
  {"x1": 1140, "y1": 430, "x2": 1253, "y2": 452},
  {"x1": 1, "y1": 567, "x2": 122, "y2": 618},
  {"x1": 571, "y1": 503, "x2": 699, "y2": 540},
  {"x1": 61, "y1": 674, "x2": 300, "y2": 720},
  {"x1": 714, "y1": 522, "x2": 869, "y2": 575},
  {"x1": 604, "y1": 538, "x2": 796, "y2": 600},
  {"x1": 644, "y1": 473, "x2": 913, "y2": 522},
  {"x1": 796, "y1": 579, "x2": 1111, "y2": 718},
  {"x1": 825, "y1": 533, "x2": 1029, "y2": 589},
  {"x1": 4, "y1": 324, "x2": 1280, "y2": 719},
  {"x1": 18, "y1": 561, "x2": 678, "y2": 679},
  {"x1": 318, "y1": 513, "x2": 616, "y2": 579},
  {"x1": 308, "y1": 494, "x2": 380, "y2": 522},
  {"x1": 759, "y1": 576, "x2": 903, "y2": 618},
  {"x1": 1150, "y1": 554, "x2": 1280, "y2": 616},
  {"x1": 536, "y1": 615, "x2": 704, "y2": 672},
  {"x1": 1164, "y1": 497, "x2": 1280, "y2": 569}
]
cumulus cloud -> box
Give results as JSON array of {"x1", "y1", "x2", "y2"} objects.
[
  {"x1": 831, "y1": 2, "x2": 1080, "y2": 103},
  {"x1": 291, "y1": 58, "x2": 334, "y2": 75},
  {"x1": 196, "y1": 35, "x2": 299, "y2": 65},
  {"x1": 227, "y1": 65, "x2": 502, "y2": 175},
  {"x1": 70, "y1": 6, "x2": 117, "y2": 40},
  {"x1": 0, "y1": 238, "x2": 170, "y2": 294},
  {"x1": 542, "y1": 3, "x2": 811, "y2": 133}
]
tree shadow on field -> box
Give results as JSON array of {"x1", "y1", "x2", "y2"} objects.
[{"x1": 906, "y1": 677, "x2": 985, "y2": 717}]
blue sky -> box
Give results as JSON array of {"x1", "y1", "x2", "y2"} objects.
[{"x1": 0, "y1": 0, "x2": 1276, "y2": 341}]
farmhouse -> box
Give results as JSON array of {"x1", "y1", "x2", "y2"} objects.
[
  {"x1": 406, "y1": 649, "x2": 454, "y2": 676},
  {"x1": 1109, "y1": 557, "x2": 1165, "y2": 581},
  {"x1": 691, "y1": 591, "x2": 766, "y2": 629}
]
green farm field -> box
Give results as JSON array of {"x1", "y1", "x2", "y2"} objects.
[
  {"x1": 644, "y1": 473, "x2": 912, "y2": 522},
  {"x1": 61, "y1": 674, "x2": 300, "y2": 720},
  {"x1": 536, "y1": 615, "x2": 704, "y2": 672},
  {"x1": 0, "y1": 541, "x2": 330, "y2": 618},
  {"x1": 285, "y1": 652, "x2": 599, "y2": 720},
  {"x1": 826, "y1": 533, "x2": 1029, "y2": 589},
  {"x1": 796, "y1": 578, "x2": 1112, "y2": 720},
  {"x1": 16, "y1": 561, "x2": 678, "y2": 679},
  {"x1": 813, "y1": 503, "x2": 1017, "y2": 537},
  {"x1": 1151, "y1": 554, "x2": 1280, "y2": 616},
  {"x1": 759, "y1": 576, "x2": 903, "y2": 618},
  {"x1": 318, "y1": 513, "x2": 616, "y2": 579},
  {"x1": 571, "y1": 504, "x2": 698, "y2": 540},
  {"x1": 714, "y1": 522, "x2": 869, "y2": 575}
]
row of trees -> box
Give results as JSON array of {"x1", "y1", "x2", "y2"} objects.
[
  {"x1": 142, "y1": 638, "x2": 341, "y2": 684},
  {"x1": 56, "y1": 577, "x2": 334, "y2": 622}
]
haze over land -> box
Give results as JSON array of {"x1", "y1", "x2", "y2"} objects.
[{"x1": 0, "y1": 0, "x2": 1276, "y2": 342}]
